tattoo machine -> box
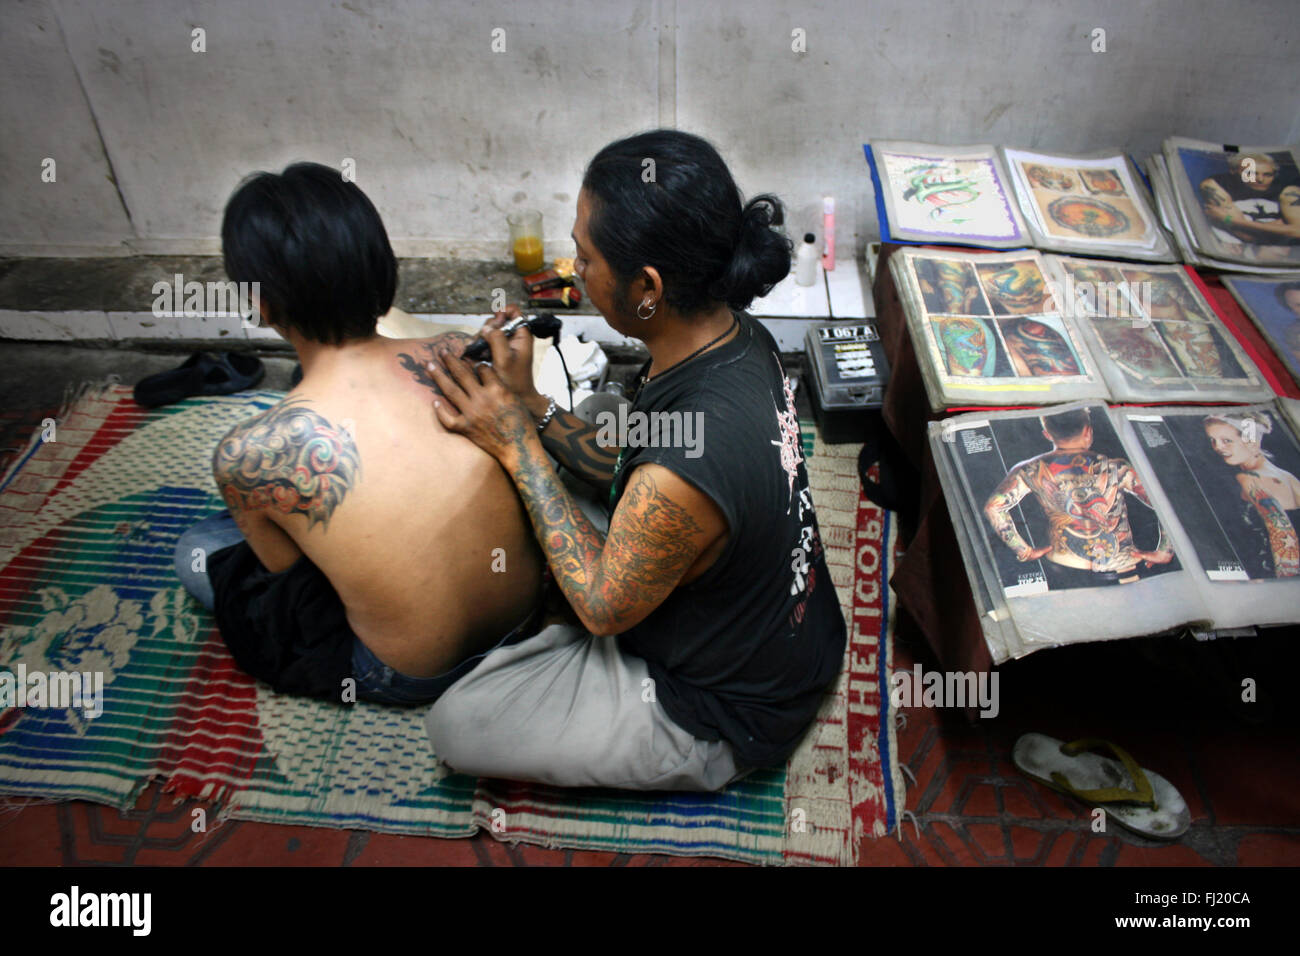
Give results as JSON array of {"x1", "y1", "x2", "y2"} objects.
[
  {"x1": 462, "y1": 312, "x2": 562, "y2": 361},
  {"x1": 462, "y1": 311, "x2": 574, "y2": 409}
]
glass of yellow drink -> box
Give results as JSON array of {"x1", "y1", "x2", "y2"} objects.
[{"x1": 508, "y1": 210, "x2": 545, "y2": 273}]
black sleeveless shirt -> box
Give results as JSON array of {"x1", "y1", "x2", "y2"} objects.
[{"x1": 610, "y1": 313, "x2": 847, "y2": 767}]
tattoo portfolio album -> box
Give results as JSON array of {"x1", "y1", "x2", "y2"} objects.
[
  {"x1": 930, "y1": 402, "x2": 1300, "y2": 663},
  {"x1": 865, "y1": 141, "x2": 1175, "y2": 261},
  {"x1": 1152, "y1": 137, "x2": 1300, "y2": 272},
  {"x1": 890, "y1": 247, "x2": 1275, "y2": 411}
]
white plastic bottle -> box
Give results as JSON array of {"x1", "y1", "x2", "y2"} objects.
[{"x1": 795, "y1": 232, "x2": 819, "y2": 287}]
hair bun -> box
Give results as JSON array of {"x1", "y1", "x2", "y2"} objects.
[{"x1": 709, "y1": 194, "x2": 792, "y2": 310}]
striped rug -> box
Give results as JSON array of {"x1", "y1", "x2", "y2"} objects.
[{"x1": 0, "y1": 384, "x2": 900, "y2": 865}]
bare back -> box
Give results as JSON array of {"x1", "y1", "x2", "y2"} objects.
[{"x1": 214, "y1": 332, "x2": 544, "y2": 677}]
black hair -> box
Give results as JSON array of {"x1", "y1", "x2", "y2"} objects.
[
  {"x1": 1275, "y1": 281, "x2": 1300, "y2": 309},
  {"x1": 581, "y1": 130, "x2": 792, "y2": 314},
  {"x1": 1042, "y1": 407, "x2": 1091, "y2": 442},
  {"x1": 221, "y1": 162, "x2": 397, "y2": 345}
]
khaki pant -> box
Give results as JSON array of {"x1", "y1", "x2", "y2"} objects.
[{"x1": 424, "y1": 623, "x2": 749, "y2": 791}]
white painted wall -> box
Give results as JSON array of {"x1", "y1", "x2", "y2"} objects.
[{"x1": 2, "y1": 0, "x2": 1297, "y2": 259}]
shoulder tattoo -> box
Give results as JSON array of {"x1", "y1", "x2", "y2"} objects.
[{"x1": 213, "y1": 398, "x2": 361, "y2": 530}]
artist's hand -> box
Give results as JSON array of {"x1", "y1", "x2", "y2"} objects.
[
  {"x1": 1133, "y1": 549, "x2": 1174, "y2": 567},
  {"x1": 479, "y1": 308, "x2": 544, "y2": 411},
  {"x1": 1017, "y1": 545, "x2": 1052, "y2": 562},
  {"x1": 428, "y1": 350, "x2": 536, "y2": 465}
]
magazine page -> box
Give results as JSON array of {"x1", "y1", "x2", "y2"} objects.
[
  {"x1": 934, "y1": 403, "x2": 1209, "y2": 656},
  {"x1": 1118, "y1": 404, "x2": 1300, "y2": 627},
  {"x1": 890, "y1": 247, "x2": 1109, "y2": 410},
  {"x1": 1001, "y1": 147, "x2": 1174, "y2": 261},
  {"x1": 1222, "y1": 274, "x2": 1300, "y2": 387},
  {"x1": 930, "y1": 422, "x2": 1022, "y2": 662},
  {"x1": 1164, "y1": 136, "x2": 1300, "y2": 268},
  {"x1": 1046, "y1": 255, "x2": 1275, "y2": 403},
  {"x1": 868, "y1": 141, "x2": 1029, "y2": 248}
]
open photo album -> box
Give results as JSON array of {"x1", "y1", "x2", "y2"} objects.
[
  {"x1": 890, "y1": 247, "x2": 1273, "y2": 411},
  {"x1": 865, "y1": 141, "x2": 1175, "y2": 260},
  {"x1": 930, "y1": 402, "x2": 1300, "y2": 663}
]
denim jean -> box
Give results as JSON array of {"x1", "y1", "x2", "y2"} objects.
[
  {"x1": 350, "y1": 610, "x2": 539, "y2": 706},
  {"x1": 174, "y1": 511, "x2": 244, "y2": 611}
]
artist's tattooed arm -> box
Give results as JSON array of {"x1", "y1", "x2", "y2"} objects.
[
  {"x1": 984, "y1": 467, "x2": 1035, "y2": 559},
  {"x1": 396, "y1": 332, "x2": 476, "y2": 396},
  {"x1": 1118, "y1": 461, "x2": 1173, "y2": 558},
  {"x1": 1239, "y1": 474, "x2": 1300, "y2": 577},
  {"x1": 534, "y1": 406, "x2": 620, "y2": 491},
  {"x1": 212, "y1": 398, "x2": 361, "y2": 532},
  {"x1": 509, "y1": 438, "x2": 719, "y2": 635}
]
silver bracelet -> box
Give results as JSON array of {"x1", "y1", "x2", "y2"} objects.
[{"x1": 536, "y1": 396, "x2": 558, "y2": 433}]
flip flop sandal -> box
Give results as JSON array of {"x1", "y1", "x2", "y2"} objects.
[
  {"x1": 1013, "y1": 733, "x2": 1191, "y2": 841},
  {"x1": 133, "y1": 351, "x2": 264, "y2": 408}
]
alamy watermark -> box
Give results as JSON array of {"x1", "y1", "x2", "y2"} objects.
[
  {"x1": 595, "y1": 406, "x2": 705, "y2": 459},
  {"x1": 1046, "y1": 275, "x2": 1152, "y2": 328},
  {"x1": 50, "y1": 886, "x2": 150, "y2": 936},
  {"x1": 0, "y1": 664, "x2": 103, "y2": 719},
  {"x1": 890, "y1": 664, "x2": 999, "y2": 718},
  {"x1": 152, "y1": 274, "x2": 261, "y2": 326}
]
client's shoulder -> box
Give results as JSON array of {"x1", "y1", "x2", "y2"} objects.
[{"x1": 212, "y1": 397, "x2": 361, "y2": 528}]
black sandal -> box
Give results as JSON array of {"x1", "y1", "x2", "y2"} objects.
[{"x1": 133, "y1": 351, "x2": 265, "y2": 408}]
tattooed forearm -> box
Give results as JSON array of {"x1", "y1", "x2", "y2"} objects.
[
  {"x1": 540, "y1": 408, "x2": 620, "y2": 490},
  {"x1": 510, "y1": 436, "x2": 610, "y2": 622},
  {"x1": 213, "y1": 398, "x2": 361, "y2": 530},
  {"x1": 984, "y1": 471, "x2": 1032, "y2": 556},
  {"x1": 508, "y1": 438, "x2": 703, "y2": 634},
  {"x1": 1199, "y1": 180, "x2": 1233, "y2": 213},
  {"x1": 396, "y1": 332, "x2": 474, "y2": 396},
  {"x1": 1244, "y1": 482, "x2": 1300, "y2": 577}
]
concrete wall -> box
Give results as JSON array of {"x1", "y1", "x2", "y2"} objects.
[{"x1": 2, "y1": 0, "x2": 1297, "y2": 258}]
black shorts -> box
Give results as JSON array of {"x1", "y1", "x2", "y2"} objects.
[{"x1": 207, "y1": 541, "x2": 357, "y2": 701}]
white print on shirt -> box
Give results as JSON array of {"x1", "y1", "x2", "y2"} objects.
[
  {"x1": 790, "y1": 491, "x2": 817, "y2": 595},
  {"x1": 770, "y1": 354, "x2": 804, "y2": 512}
]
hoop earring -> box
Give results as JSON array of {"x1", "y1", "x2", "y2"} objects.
[{"x1": 636, "y1": 299, "x2": 657, "y2": 321}]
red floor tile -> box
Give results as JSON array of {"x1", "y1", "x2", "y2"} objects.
[
  {"x1": 197, "y1": 821, "x2": 355, "y2": 867},
  {"x1": 1235, "y1": 832, "x2": 1300, "y2": 866}
]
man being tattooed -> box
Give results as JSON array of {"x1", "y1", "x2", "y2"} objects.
[
  {"x1": 984, "y1": 407, "x2": 1174, "y2": 585},
  {"x1": 175, "y1": 163, "x2": 544, "y2": 705},
  {"x1": 422, "y1": 132, "x2": 846, "y2": 791}
]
